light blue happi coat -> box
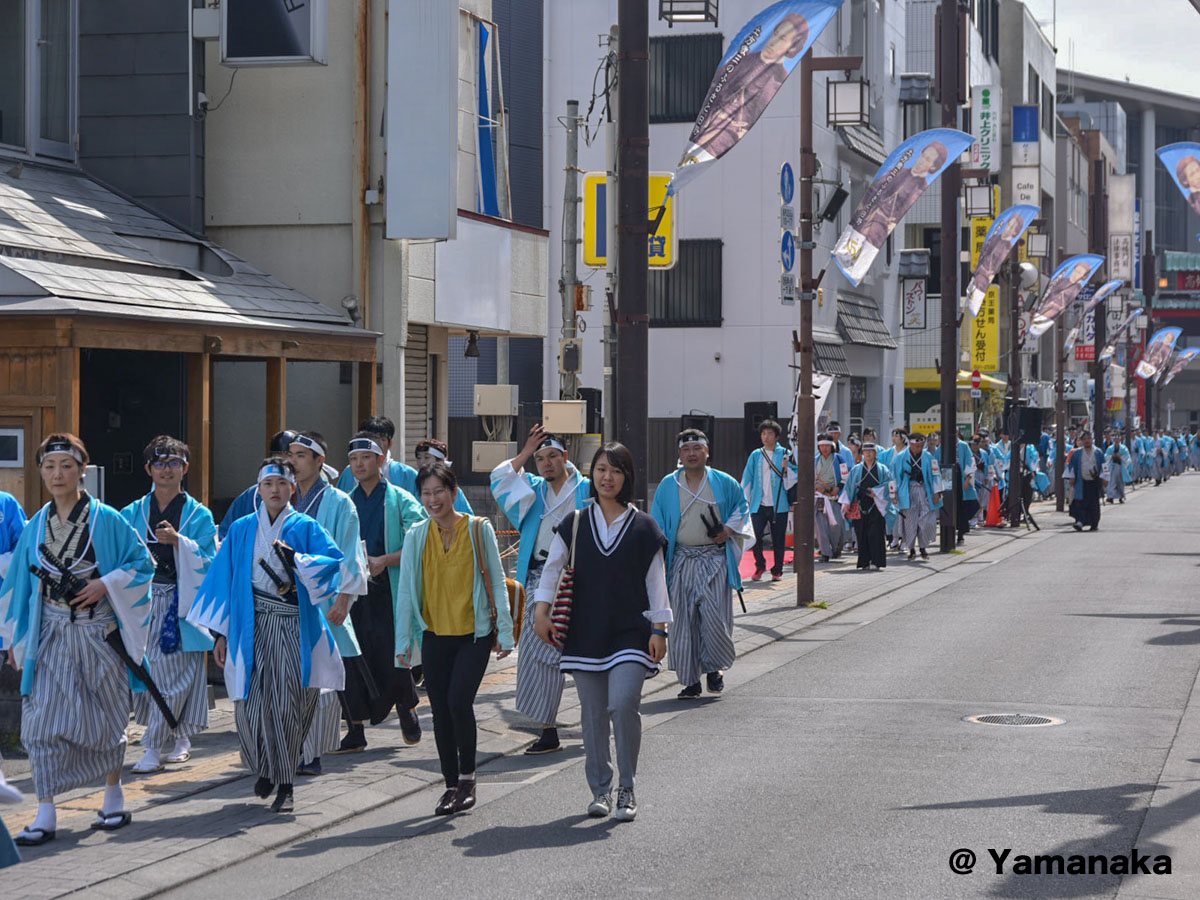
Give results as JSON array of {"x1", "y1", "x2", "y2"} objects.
[
  {"x1": 490, "y1": 460, "x2": 592, "y2": 584},
  {"x1": 0, "y1": 490, "x2": 28, "y2": 596},
  {"x1": 310, "y1": 485, "x2": 369, "y2": 657},
  {"x1": 0, "y1": 497, "x2": 156, "y2": 695},
  {"x1": 1025, "y1": 443, "x2": 1050, "y2": 494},
  {"x1": 839, "y1": 462, "x2": 897, "y2": 520},
  {"x1": 1104, "y1": 442, "x2": 1135, "y2": 485},
  {"x1": 740, "y1": 446, "x2": 796, "y2": 514},
  {"x1": 120, "y1": 491, "x2": 217, "y2": 651},
  {"x1": 892, "y1": 449, "x2": 943, "y2": 511},
  {"x1": 651, "y1": 467, "x2": 754, "y2": 591},
  {"x1": 188, "y1": 507, "x2": 344, "y2": 700},
  {"x1": 338, "y1": 458, "x2": 473, "y2": 513}
]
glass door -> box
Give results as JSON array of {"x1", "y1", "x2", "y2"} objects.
[{"x1": 33, "y1": 0, "x2": 73, "y2": 159}]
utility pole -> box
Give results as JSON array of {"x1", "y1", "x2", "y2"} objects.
[
  {"x1": 937, "y1": 0, "x2": 966, "y2": 553},
  {"x1": 1091, "y1": 161, "x2": 1108, "y2": 435},
  {"x1": 793, "y1": 51, "x2": 861, "y2": 607},
  {"x1": 1007, "y1": 253, "x2": 1023, "y2": 527},
  {"x1": 616, "y1": 0, "x2": 649, "y2": 502},
  {"x1": 560, "y1": 99, "x2": 581, "y2": 401},
  {"x1": 603, "y1": 27, "x2": 619, "y2": 442},
  {"x1": 1054, "y1": 246, "x2": 1066, "y2": 511}
]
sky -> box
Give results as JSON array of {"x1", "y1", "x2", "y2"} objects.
[{"x1": 1023, "y1": 0, "x2": 1200, "y2": 95}]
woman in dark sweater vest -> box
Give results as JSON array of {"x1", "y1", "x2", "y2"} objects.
[{"x1": 533, "y1": 443, "x2": 671, "y2": 822}]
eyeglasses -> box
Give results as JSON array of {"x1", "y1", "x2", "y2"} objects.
[
  {"x1": 420, "y1": 486, "x2": 452, "y2": 500},
  {"x1": 151, "y1": 460, "x2": 184, "y2": 470}
]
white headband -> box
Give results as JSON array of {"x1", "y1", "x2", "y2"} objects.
[
  {"x1": 347, "y1": 438, "x2": 384, "y2": 457},
  {"x1": 817, "y1": 440, "x2": 835, "y2": 447},
  {"x1": 289, "y1": 435, "x2": 325, "y2": 456},
  {"x1": 40, "y1": 441, "x2": 85, "y2": 465},
  {"x1": 257, "y1": 464, "x2": 296, "y2": 485},
  {"x1": 423, "y1": 445, "x2": 447, "y2": 460},
  {"x1": 679, "y1": 438, "x2": 709, "y2": 448},
  {"x1": 535, "y1": 439, "x2": 566, "y2": 455}
]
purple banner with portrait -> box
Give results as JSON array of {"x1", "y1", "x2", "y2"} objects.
[
  {"x1": 1064, "y1": 279, "x2": 1124, "y2": 351},
  {"x1": 1136, "y1": 327, "x2": 1183, "y2": 380},
  {"x1": 967, "y1": 204, "x2": 1039, "y2": 317},
  {"x1": 1156, "y1": 143, "x2": 1200, "y2": 219},
  {"x1": 1098, "y1": 306, "x2": 1143, "y2": 362},
  {"x1": 1027, "y1": 254, "x2": 1105, "y2": 338},
  {"x1": 668, "y1": 0, "x2": 844, "y2": 195},
  {"x1": 1162, "y1": 348, "x2": 1200, "y2": 386},
  {"x1": 832, "y1": 128, "x2": 974, "y2": 286}
]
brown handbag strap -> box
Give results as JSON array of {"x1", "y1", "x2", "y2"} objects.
[
  {"x1": 567, "y1": 508, "x2": 582, "y2": 568},
  {"x1": 470, "y1": 517, "x2": 498, "y2": 625}
]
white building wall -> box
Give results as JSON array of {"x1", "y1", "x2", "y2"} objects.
[{"x1": 543, "y1": 0, "x2": 906, "y2": 436}]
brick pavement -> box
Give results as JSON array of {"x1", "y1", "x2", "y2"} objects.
[{"x1": 0, "y1": 495, "x2": 1075, "y2": 899}]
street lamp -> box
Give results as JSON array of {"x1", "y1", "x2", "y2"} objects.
[
  {"x1": 826, "y1": 78, "x2": 870, "y2": 127},
  {"x1": 1025, "y1": 232, "x2": 1050, "y2": 259},
  {"x1": 964, "y1": 183, "x2": 996, "y2": 219},
  {"x1": 658, "y1": 0, "x2": 718, "y2": 26}
]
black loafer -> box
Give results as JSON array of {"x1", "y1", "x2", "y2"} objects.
[
  {"x1": 525, "y1": 728, "x2": 562, "y2": 755},
  {"x1": 677, "y1": 682, "x2": 702, "y2": 699},
  {"x1": 452, "y1": 780, "x2": 477, "y2": 813},
  {"x1": 706, "y1": 672, "x2": 725, "y2": 694},
  {"x1": 398, "y1": 708, "x2": 422, "y2": 745},
  {"x1": 435, "y1": 788, "x2": 458, "y2": 816}
]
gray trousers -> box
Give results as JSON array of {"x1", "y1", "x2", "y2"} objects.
[{"x1": 573, "y1": 662, "x2": 647, "y2": 795}]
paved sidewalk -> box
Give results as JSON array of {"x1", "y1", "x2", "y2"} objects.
[{"x1": 1, "y1": 488, "x2": 1097, "y2": 899}]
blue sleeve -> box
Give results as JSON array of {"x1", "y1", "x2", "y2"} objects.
[
  {"x1": 1, "y1": 494, "x2": 26, "y2": 554},
  {"x1": 219, "y1": 485, "x2": 256, "y2": 541},
  {"x1": 453, "y1": 490, "x2": 474, "y2": 514}
]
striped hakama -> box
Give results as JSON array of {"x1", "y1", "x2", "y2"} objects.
[
  {"x1": 514, "y1": 565, "x2": 565, "y2": 725},
  {"x1": 900, "y1": 485, "x2": 936, "y2": 551},
  {"x1": 1106, "y1": 466, "x2": 1126, "y2": 500},
  {"x1": 233, "y1": 591, "x2": 319, "y2": 786},
  {"x1": 133, "y1": 582, "x2": 209, "y2": 749},
  {"x1": 22, "y1": 602, "x2": 129, "y2": 799},
  {"x1": 301, "y1": 691, "x2": 342, "y2": 761},
  {"x1": 814, "y1": 495, "x2": 843, "y2": 558},
  {"x1": 666, "y1": 543, "x2": 735, "y2": 688}
]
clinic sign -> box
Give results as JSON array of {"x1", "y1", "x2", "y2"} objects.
[{"x1": 970, "y1": 85, "x2": 1001, "y2": 173}]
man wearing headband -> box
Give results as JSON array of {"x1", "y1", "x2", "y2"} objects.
[
  {"x1": 955, "y1": 431, "x2": 979, "y2": 544},
  {"x1": 839, "y1": 440, "x2": 897, "y2": 570},
  {"x1": 337, "y1": 432, "x2": 427, "y2": 753},
  {"x1": 2, "y1": 433, "x2": 155, "y2": 843},
  {"x1": 1064, "y1": 430, "x2": 1108, "y2": 532},
  {"x1": 813, "y1": 433, "x2": 846, "y2": 562},
  {"x1": 285, "y1": 431, "x2": 370, "y2": 776},
  {"x1": 653, "y1": 428, "x2": 753, "y2": 699},
  {"x1": 219, "y1": 429, "x2": 301, "y2": 541},
  {"x1": 335, "y1": 415, "x2": 418, "y2": 495},
  {"x1": 189, "y1": 456, "x2": 346, "y2": 814},
  {"x1": 415, "y1": 439, "x2": 474, "y2": 513},
  {"x1": 893, "y1": 432, "x2": 941, "y2": 560},
  {"x1": 740, "y1": 419, "x2": 798, "y2": 582},
  {"x1": 491, "y1": 424, "x2": 592, "y2": 755},
  {"x1": 120, "y1": 436, "x2": 218, "y2": 774}
]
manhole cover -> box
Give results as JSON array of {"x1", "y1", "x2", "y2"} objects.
[{"x1": 964, "y1": 714, "x2": 1064, "y2": 727}]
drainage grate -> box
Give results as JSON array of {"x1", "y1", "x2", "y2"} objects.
[{"x1": 964, "y1": 714, "x2": 1064, "y2": 727}]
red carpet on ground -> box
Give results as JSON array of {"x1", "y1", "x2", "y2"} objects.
[{"x1": 739, "y1": 547, "x2": 794, "y2": 578}]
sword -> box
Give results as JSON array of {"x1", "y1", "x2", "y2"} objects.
[
  {"x1": 736, "y1": 589, "x2": 747, "y2": 614},
  {"x1": 257, "y1": 558, "x2": 293, "y2": 597},
  {"x1": 29, "y1": 564, "x2": 179, "y2": 730},
  {"x1": 37, "y1": 544, "x2": 94, "y2": 623}
]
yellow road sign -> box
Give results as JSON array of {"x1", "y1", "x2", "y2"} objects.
[{"x1": 582, "y1": 171, "x2": 676, "y2": 269}]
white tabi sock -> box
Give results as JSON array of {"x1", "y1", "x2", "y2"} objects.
[
  {"x1": 134, "y1": 748, "x2": 162, "y2": 771},
  {"x1": 170, "y1": 737, "x2": 192, "y2": 758},
  {"x1": 30, "y1": 801, "x2": 56, "y2": 833},
  {"x1": 103, "y1": 782, "x2": 125, "y2": 816}
]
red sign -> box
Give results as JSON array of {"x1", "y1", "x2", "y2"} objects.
[
  {"x1": 1178, "y1": 271, "x2": 1200, "y2": 291},
  {"x1": 970, "y1": 369, "x2": 981, "y2": 389},
  {"x1": 1074, "y1": 345, "x2": 1095, "y2": 361}
]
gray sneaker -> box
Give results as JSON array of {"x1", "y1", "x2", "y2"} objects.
[
  {"x1": 587, "y1": 792, "x2": 612, "y2": 818},
  {"x1": 614, "y1": 787, "x2": 637, "y2": 821}
]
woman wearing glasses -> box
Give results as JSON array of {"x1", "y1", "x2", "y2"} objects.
[
  {"x1": 395, "y1": 462, "x2": 514, "y2": 816},
  {"x1": 119, "y1": 436, "x2": 218, "y2": 773}
]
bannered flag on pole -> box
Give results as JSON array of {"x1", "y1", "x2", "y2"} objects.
[
  {"x1": 1098, "y1": 307, "x2": 1144, "y2": 362},
  {"x1": 667, "y1": 0, "x2": 844, "y2": 197},
  {"x1": 1027, "y1": 254, "x2": 1105, "y2": 338},
  {"x1": 966, "y1": 204, "x2": 1038, "y2": 317},
  {"x1": 1064, "y1": 279, "x2": 1124, "y2": 351},
  {"x1": 1156, "y1": 143, "x2": 1200, "y2": 218},
  {"x1": 1136, "y1": 326, "x2": 1183, "y2": 380},
  {"x1": 788, "y1": 370, "x2": 834, "y2": 466},
  {"x1": 832, "y1": 128, "x2": 974, "y2": 286},
  {"x1": 1161, "y1": 348, "x2": 1200, "y2": 386}
]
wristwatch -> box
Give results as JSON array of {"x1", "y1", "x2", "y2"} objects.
[{"x1": 651, "y1": 628, "x2": 668, "y2": 638}]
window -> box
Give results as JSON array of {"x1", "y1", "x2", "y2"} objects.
[
  {"x1": 1027, "y1": 65, "x2": 1039, "y2": 107},
  {"x1": 0, "y1": 0, "x2": 76, "y2": 158},
  {"x1": 649, "y1": 239, "x2": 722, "y2": 327},
  {"x1": 649, "y1": 33, "x2": 724, "y2": 124},
  {"x1": 889, "y1": 42, "x2": 895, "y2": 82},
  {"x1": 1041, "y1": 84, "x2": 1054, "y2": 136},
  {"x1": 903, "y1": 101, "x2": 928, "y2": 139}
]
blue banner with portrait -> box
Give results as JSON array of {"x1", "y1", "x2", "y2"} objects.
[
  {"x1": 1028, "y1": 254, "x2": 1105, "y2": 338},
  {"x1": 1099, "y1": 306, "x2": 1143, "y2": 362},
  {"x1": 668, "y1": 0, "x2": 844, "y2": 196},
  {"x1": 967, "y1": 204, "x2": 1039, "y2": 317},
  {"x1": 1156, "y1": 143, "x2": 1200, "y2": 219},
  {"x1": 1136, "y1": 326, "x2": 1183, "y2": 380},
  {"x1": 832, "y1": 128, "x2": 974, "y2": 287},
  {"x1": 1063, "y1": 278, "x2": 1124, "y2": 352},
  {"x1": 1162, "y1": 347, "x2": 1200, "y2": 386}
]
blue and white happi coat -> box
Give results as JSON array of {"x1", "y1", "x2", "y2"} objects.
[
  {"x1": 120, "y1": 491, "x2": 218, "y2": 652},
  {"x1": 0, "y1": 497, "x2": 156, "y2": 695},
  {"x1": 740, "y1": 446, "x2": 798, "y2": 515},
  {"x1": 188, "y1": 505, "x2": 344, "y2": 699},
  {"x1": 839, "y1": 463, "x2": 898, "y2": 520},
  {"x1": 0, "y1": 490, "x2": 27, "y2": 593},
  {"x1": 490, "y1": 459, "x2": 592, "y2": 584},
  {"x1": 307, "y1": 484, "x2": 369, "y2": 657},
  {"x1": 338, "y1": 457, "x2": 473, "y2": 513},
  {"x1": 651, "y1": 467, "x2": 754, "y2": 591}
]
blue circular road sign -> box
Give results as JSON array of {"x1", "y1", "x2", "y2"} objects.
[
  {"x1": 780, "y1": 163, "x2": 795, "y2": 204},
  {"x1": 781, "y1": 230, "x2": 796, "y2": 272}
]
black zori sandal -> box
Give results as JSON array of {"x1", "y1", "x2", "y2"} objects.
[
  {"x1": 91, "y1": 810, "x2": 132, "y2": 831},
  {"x1": 15, "y1": 826, "x2": 56, "y2": 846}
]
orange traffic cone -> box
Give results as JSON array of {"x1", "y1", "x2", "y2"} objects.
[{"x1": 985, "y1": 484, "x2": 1003, "y2": 526}]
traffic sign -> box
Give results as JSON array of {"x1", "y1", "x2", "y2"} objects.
[
  {"x1": 780, "y1": 162, "x2": 795, "y2": 204},
  {"x1": 780, "y1": 274, "x2": 796, "y2": 305},
  {"x1": 781, "y1": 231, "x2": 796, "y2": 273},
  {"x1": 780, "y1": 205, "x2": 795, "y2": 231},
  {"x1": 582, "y1": 171, "x2": 676, "y2": 268},
  {"x1": 970, "y1": 369, "x2": 982, "y2": 390}
]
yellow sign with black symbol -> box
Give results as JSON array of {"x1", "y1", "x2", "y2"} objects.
[
  {"x1": 965, "y1": 206, "x2": 1000, "y2": 372},
  {"x1": 582, "y1": 172, "x2": 676, "y2": 269}
]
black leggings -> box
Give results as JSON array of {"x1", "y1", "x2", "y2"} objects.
[
  {"x1": 421, "y1": 630, "x2": 494, "y2": 787},
  {"x1": 751, "y1": 505, "x2": 789, "y2": 575}
]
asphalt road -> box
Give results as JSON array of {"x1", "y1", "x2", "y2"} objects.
[{"x1": 162, "y1": 475, "x2": 1200, "y2": 900}]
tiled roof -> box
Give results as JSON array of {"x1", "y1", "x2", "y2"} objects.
[
  {"x1": 837, "y1": 125, "x2": 888, "y2": 167},
  {"x1": 813, "y1": 340, "x2": 852, "y2": 376},
  {"x1": 837, "y1": 294, "x2": 898, "y2": 349},
  {"x1": 1162, "y1": 250, "x2": 1200, "y2": 272},
  {"x1": 0, "y1": 160, "x2": 362, "y2": 335}
]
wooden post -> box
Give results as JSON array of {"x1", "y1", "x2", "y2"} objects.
[
  {"x1": 266, "y1": 358, "x2": 287, "y2": 446},
  {"x1": 357, "y1": 360, "x2": 376, "y2": 427},
  {"x1": 187, "y1": 352, "x2": 213, "y2": 505},
  {"x1": 55, "y1": 347, "x2": 80, "y2": 434}
]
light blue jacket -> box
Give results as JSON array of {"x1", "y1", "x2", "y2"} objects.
[
  {"x1": 892, "y1": 450, "x2": 943, "y2": 511},
  {"x1": 651, "y1": 467, "x2": 754, "y2": 590},
  {"x1": 840, "y1": 462, "x2": 897, "y2": 520},
  {"x1": 740, "y1": 446, "x2": 797, "y2": 514}
]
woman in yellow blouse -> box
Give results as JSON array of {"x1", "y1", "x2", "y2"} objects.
[{"x1": 395, "y1": 463, "x2": 514, "y2": 815}]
